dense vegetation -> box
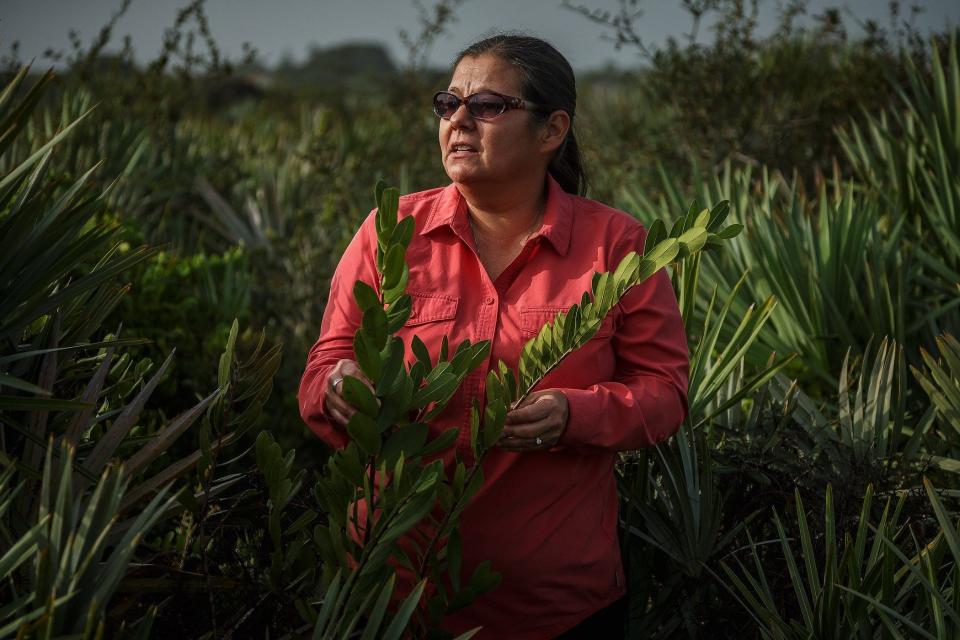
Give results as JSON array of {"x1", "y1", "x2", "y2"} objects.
[{"x1": 2, "y1": 0, "x2": 960, "y2": 637}]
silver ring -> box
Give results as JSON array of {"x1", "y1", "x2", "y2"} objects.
[
  {"x1": 535, "y1": 436, "x2": 542, "y2": 446},
  {"x1": 331, "y1": 375, "x2": 343, "y2": 390}
]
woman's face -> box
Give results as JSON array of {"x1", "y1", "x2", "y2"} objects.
[{"x1": 439, "y1": 53, "x2": 545, "y2": 188}]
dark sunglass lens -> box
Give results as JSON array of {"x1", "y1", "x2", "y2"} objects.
[
  {"x1": 433, "y1": 93, "x2": 460, "y2": 118},
  {"x1": 469, "y1": 93, "x2": 506, "y2": 119}
]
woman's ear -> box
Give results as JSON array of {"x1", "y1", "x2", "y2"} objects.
[{"x1": 540, "y1": 110, "x2": 571, "y2": 154}]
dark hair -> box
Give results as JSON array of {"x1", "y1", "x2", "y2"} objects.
[{"x1": 454, "y1": 34, "x2": 588, "y2": 196}]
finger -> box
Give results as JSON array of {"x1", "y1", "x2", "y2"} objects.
[
  {"x1": 330, "y1": 365, "x2": 380, "y2": 407},
  {"x1": 329, "y1": 404, "x2": 352, "y2": 428},
  {"x1": 327, "y1": 372, "x2": 345, "y2": 396},
  {"x1": 505, "y1": 397, "x2": 554, "y2": 425},
  {"x1": 498, "y1": 435, "x2": 528, "y2": 451},
  {"x1": 327, "y1": 392, "x2": 356, "y2": 421},
  {"x1": 330, "y1": 361, "x2": 370, "y2": 393},
  {"x1": 330, "y1": 396, "x2": 357, "y2": 418},
  {"x1": 499, "y1": 436, "x2": 537, "y2": 451},
  {"x1": 499, "y1": 430, "x2": 559, "y2": 451},
  {"x1": 502, "y1": 414, "x2": 557, "y2": 440},
  {"x1": 498, "y1": 439, "x2": 528, "y2": 452},
  {"x1": 498, "y1": 432, "x2": 556, "y2": 451}
]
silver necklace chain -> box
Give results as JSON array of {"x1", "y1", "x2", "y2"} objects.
[{"x1": 469, "y1": 199, "x2": 545, "y2": 247}]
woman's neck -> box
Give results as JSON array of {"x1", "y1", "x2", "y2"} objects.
[{"x1": 458, "y1": 179, "x2": 547, "y2": 243}]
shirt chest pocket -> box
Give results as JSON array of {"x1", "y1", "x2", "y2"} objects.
[
  {"x1": 519, "y1": 306, "x2": 615, "y2": 340},
  {"x1": 404, "y1": 292, "x2": 459, "y2": 327}
]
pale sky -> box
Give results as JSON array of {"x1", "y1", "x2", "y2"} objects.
[{"x1": 4, "y1": 0, "x2": 958, "y2": 71}]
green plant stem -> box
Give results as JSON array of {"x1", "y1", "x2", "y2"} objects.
[
  {"x1": 325, "y1": 474, "x2": 423, "y2": 630},
  {"x1": 411, "y1": 341, "x2": 584, "y2": 587},
  {"x1": 352, "y1": 488, "x2": 361, "y2": 549},
  {"x1": 363, "y1": 457, "x2": 375, "y2": 547},
  {"x1": 514, "y1": 343, "x2": 579, "y2": 409},
  {"x1": 414, "y1": 462, "x2": 479, "y2": 585}
]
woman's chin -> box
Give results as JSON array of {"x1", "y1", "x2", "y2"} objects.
[{"x1": 444, "y1": 166, "x2": 481, "y2": 185}]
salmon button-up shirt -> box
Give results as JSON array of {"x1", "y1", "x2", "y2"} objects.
[{"x1": 298, "y1": 174, "x2": 689, "y2": 639}]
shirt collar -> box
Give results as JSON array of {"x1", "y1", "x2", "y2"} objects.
[{"x1": 421, "y1": 174, "x2": 574, "y2": 257}]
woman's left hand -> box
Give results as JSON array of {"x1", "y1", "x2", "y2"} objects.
[{"x1": 498, "y1": 390, "x2": 569, "y2": 452}]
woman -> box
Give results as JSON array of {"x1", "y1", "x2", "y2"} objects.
[{"x1": 298, "y1": 34, "x2": 689, "y2": 639}]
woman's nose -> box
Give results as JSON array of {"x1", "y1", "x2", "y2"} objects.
[{"x1": 449, "y1": 102, "x2": 474, "y2": 128}]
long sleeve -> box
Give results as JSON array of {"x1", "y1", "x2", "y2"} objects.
[
  {"x1": 297, "y1": 211, "x2": 379, "y2": 449},
  {"x1": 557, "y1": 251, "x2": 689, "y2": 453}
]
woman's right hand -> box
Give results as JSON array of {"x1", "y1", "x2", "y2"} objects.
[{"x1": 325, "y1": 359, "x2": 377, "y2": 428}]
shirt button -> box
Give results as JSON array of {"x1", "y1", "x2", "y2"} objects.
[{"x1": 484, "y1": 296, "x2": 495, "y2": 305}]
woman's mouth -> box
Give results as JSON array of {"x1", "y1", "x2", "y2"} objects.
[{"x1": 449, "y1": 143, "x2": 479, "y2": 159}]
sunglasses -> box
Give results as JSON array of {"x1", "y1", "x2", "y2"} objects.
[{"x1": 432, "y1": 90, "x2": 547, "y2": 121}]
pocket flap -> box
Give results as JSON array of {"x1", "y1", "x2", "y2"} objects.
[{"x1": 405, "y1": 292, "x2": 459, "y2": 326}]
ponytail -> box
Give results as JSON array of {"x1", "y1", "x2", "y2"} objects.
[{"x1": 549, "y1": 127, "x2": 588, "y2": 196}]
